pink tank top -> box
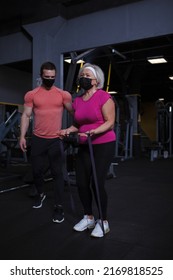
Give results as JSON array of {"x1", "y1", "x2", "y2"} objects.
[{"x1": 73, "y1": 89, "x2": 116, "y2": 144}]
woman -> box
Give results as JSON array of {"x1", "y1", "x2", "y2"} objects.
[{"x1": 61, "y1": 63, "x2": 116, "y2": 237}]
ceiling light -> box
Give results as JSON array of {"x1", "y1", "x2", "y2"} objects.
[
  {"x1": 108, "y1": 91, "x2": 118, "y2": 94},
  {"x1": 147, "y1": 57, "x2": 167, "y2": 64},
  {"x1": 64, "y1": 58, "x2": 85, "y2": 64},
  {"x1": 64, "y1": 58, "x2": 71, "y2": 63},
  {"x1": 169, "y1": 76, "x2": 173, "y2": 80},
  {"x1": 76, "y1": 59, "x2": 85, "y2": 64}
]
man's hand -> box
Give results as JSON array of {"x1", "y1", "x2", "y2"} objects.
[{"x1": 19, "y1": 137, "x2": 27, "y2": 152}]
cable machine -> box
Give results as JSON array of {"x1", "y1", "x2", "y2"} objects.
[
  {"x1": 156, "y1": 100, "x2": 173, "y2": 157},
  {"x1": 112, "y1": 94, "x2": 134, "y2": 160},
  {"x1": 0, "y1": 109, "x2": 27, "y2": 166}
]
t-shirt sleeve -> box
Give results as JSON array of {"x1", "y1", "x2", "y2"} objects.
[
  {"x1": 99, "y1": 90, "x2": 112, "y2": 107},
  {"x1": 62, "y1": 90, "x2": 72, "y2": 105},
  {"x1": 24, "y1": 91, "x2": 34, "y2": 108}
]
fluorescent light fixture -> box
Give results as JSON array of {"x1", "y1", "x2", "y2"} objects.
[
  {"x1": 64, "y1": 59, "x2": 71, "y2": 63},
  {"x1": 76, "y1": 59, "x2": 85, "y2": 64},
  {"x1": 169, "y1": 76, "x2": 173, "y2": 80},
  {"x1": 64, "y1": 58, "x2": 85, "y2": 64},
  {"x1": 147, "y1": 57, "x2": 167, "y2": 64},
  {"x1": 108, "y1": 91, "x2": 118, "y2": 94}
]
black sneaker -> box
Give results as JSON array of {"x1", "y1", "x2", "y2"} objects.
[
  {"x1": 53, "y1": 205, "x2": 64, "y2": 223},
  {"x1": 33, "y1": 194, "x2": 46, "y2": 208}
]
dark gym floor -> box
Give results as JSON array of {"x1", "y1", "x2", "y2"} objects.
[{"x1": 0, "y1": 156, "x2": 173, "y2": 260}]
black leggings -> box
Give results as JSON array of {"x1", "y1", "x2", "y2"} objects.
[
  {"x1": 31, "y1": 135, "x2": 64, "y2": 206},
  {"x1": 75, "y1": 141, "x2": 115, "y2": 220}
]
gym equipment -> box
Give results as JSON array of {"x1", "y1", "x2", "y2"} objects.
[
  {"x1": 0, "y1": 110, "x2": 20, "y2": 141},
  {"x1": 156, "y1": 100, "x2": 173, "y2": 157},
  {"x1": 63, "y1": 132, "x2": 79, "y2": 147},
  {"x1": 113, "y1": 94, "x2": 134, "y2": 160},
  {"x1": 0, "y1": 183, "x2": 29, "y2": 194},
  {"x1": 0, "y1": 109, "x2": 27, "y2": 166}
]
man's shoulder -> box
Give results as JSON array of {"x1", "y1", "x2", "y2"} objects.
[
  {"x1": 53, "y1": 86, "x2": 69, "y2": 94},
  {"x1": 25, "y1": 87, "x2": 40, "y2": 96},
  {"x1": 53, "y1": 87, "x2": 72, "y2": 100}
]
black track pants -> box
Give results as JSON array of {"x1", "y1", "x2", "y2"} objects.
[
  {"x1": 75, "y1": 141, "x2": 115, "y2": 220},
  {"x1": 31, "y1": 135, "x2": 64, "y2": 206}
]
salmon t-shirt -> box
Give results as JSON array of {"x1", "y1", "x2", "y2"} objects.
[{"x1": 24, "y1": 86, "x2": 72, "y2": 138}]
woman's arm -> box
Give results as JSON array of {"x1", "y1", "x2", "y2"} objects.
[{"x1": 88, "y1": 98, "x2": 115, "y2": 136}]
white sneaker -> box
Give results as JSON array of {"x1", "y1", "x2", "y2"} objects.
[
  {"x1": 91, "y1": 220, "x2": 110, "y2": 238},
  {"x1": 73, "y1": 215, "x2": 95, "y2": 232}
]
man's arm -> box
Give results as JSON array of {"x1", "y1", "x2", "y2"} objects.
[
  {"x1": 19, "y1": 105, "x2": 33, "y2": 152},
  {"x1": 64, "y1": 101, "x2": 74, "y2": 115}
]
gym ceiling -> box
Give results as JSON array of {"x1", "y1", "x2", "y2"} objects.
[{"x1": 0, "y1": 0, "x2": 173, "y2": 102}]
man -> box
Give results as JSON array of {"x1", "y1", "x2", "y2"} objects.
[{"x1": 20, "y1": 61, "x2": 73, "y2": 223}]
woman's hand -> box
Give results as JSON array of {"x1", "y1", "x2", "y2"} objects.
[{"x1": 84, "y1": 129, "x2": 97, "y2": 136}]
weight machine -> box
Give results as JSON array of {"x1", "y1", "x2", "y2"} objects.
[
  {"x1": 0, "y1": 109, "x2": 27, "y2": 166},
  {"x1": 113, "y1": 94, "x2": 134, "y2": 160},
  {"x1": 156, "y1": 100, "x2": 173, "y2": 158}
]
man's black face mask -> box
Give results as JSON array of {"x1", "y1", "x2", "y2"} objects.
[
  {"x1": 42, "y1": 78, "x2": 55, "y2": 88},
  {"x1": 79, "y1": 77, "x2": 93, "y2": 90}
]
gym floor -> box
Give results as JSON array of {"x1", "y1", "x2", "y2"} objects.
[{"x1": 0, "y1": 156, "x2": 173, "y2": 260}]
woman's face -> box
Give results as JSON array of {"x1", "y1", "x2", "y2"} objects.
[
  {"x1": 80, "y1": 68, "x2": 95, "y2": 79},
  {"x1": 80, "y1": 69, "x2": 97, "y2": 87}
]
